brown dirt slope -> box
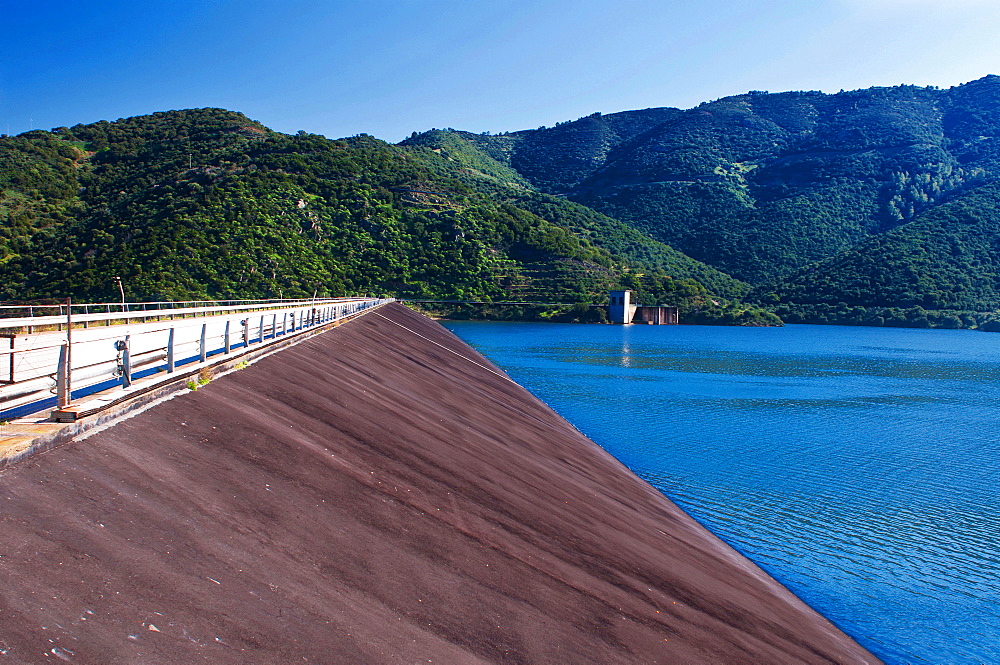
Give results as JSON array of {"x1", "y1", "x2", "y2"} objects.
[{"x1": 0, "y1": 303, "x2": 880, "y2": 664}]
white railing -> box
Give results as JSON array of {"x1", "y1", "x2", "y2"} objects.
[
  {"x1": 0, "y1": 298, "x2": 375, "y2": 333},
  {"x1": 0, "y1": 297, "x2": 393, "y2": 420}
]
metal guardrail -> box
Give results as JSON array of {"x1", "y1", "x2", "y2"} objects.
[
  {"x1": 0, "y1": 297, "x2": 393, "y2": 421},
  {"x1": 399, "y1": 299, "x2": 582, "y2": 306},
  {"x1": 0, "y1": 298, "x2": 380, "y2": 333}
]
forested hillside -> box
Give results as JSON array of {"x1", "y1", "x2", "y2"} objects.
[
  {"x1": 9, "y1": 75, "x2": 1000, "y2": 328},
  {"x1": 0, "y1": 109, "x2": 775, "y2": 324},
  {"x1": 418, "y1": 76, "x2": 1000, "y2": 326},
  {"x1": 757, "y1": 184, "x2": 1000, "y2": 327}
]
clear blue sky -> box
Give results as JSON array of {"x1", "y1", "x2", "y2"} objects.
[{"x1": 3, "y1": 0, "x2": 999, "y2": 142}]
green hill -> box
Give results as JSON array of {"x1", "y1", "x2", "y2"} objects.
[
  {"x1": 416, "y1": 76, "x2": 1000, "y2": 327},
  {"x1": 756, "y1": 183, "x2": 1000, "y2": 327},
  {"x1": 421, "y1": 78, "x2": 1000, "y2": 284},
  {"x1": 12, "y1": 76, "x2": 1000, "y2": 328},
  {"x1": 0, "y1": 108, "x2": 772, "y2": 324},
  {"x1": 402, "y1": 129, "x2": 749, "y2": 299}
]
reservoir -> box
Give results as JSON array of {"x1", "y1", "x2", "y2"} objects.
[{"x1": 444, "y1": 321, "x2": 1000, "y2": 665}]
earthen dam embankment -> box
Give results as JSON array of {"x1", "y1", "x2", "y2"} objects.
[{"x1": 0, "y1": 303, "x2": 879, "y2": 663}]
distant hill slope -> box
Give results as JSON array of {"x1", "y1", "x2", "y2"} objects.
[
  {"x1": 419, "y1": 76, "x2": 1000, "y2": 313},
  {"x1": 0, "y1": 108, "x2": 758, "y2": 321},
  {"x1": 11, "y1": 76, "x2": 1000, "y2": 327},
  {"x1": 756, "y1": 183, "x2": 1000, "y2": 326},
  {"x1": 402, "y1": 129, "x2": 748, "y2": 298}
]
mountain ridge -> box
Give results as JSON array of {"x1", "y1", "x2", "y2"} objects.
[
  {"x1": 7, "y1": 75, "x2": 1000, "y2": 328},
  {"x1": 413, "y1": 75, "x2": 1000, "y2": 327},
  {"x1": 0, "y1": 107, "x2": 774, "y2": 325}
]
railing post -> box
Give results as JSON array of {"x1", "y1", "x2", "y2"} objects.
[
  {"x1": 56, "y1": 343, "x2": 70, "y2": 408},
  {"x1": 224, "y1": 320, "x2": 231, "y2": 354},
  {"x1": 258, "y1": 315, "x2": 264, "y2": 343},
  {"x1": 117, "y1": 336, "x2": 132, "y2": 388},
  {"x1": 64, "y1": 297, "x2": 72, "y2": 401},
  {"x1": 242, "y1": 319, "x2": 249, "y2": 348},
  {"x1": 123, "y1": 336, "x2": 132, "y2": 388},
  {"x1": 199, "y1": 323, "x2": 207, "y2": 362},
  {"x1": 167, "y1": 328, "x2": 175, "y2": 372},
  {"x1": 271, "y1": 313, "x2": 277, "y2": 339}
]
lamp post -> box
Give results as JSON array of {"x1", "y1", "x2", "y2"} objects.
[{"x1": 113, "y1": 276, "x2": 126, "y2": 312}]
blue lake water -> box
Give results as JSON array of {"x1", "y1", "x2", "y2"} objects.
[{"x1": 443, "y1": 321, "x2": 1000, "y2": 665}]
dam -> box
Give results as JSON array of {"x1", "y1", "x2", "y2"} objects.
[{"x1": 0, "y1": 303, "x2": 878, "y2": 663}]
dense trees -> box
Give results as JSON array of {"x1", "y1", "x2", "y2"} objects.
[
  {"x1": 0, "y1": 108, "x2": 771, "y2": 324},
  {"x1": 13, "y1": 77, "x2": 1000, "y2": 329},
  {"x1": 417, "y1": 76, "x2": 1000, "y2": 328},
  {"x1": 755, "y1": 184, "x2": 1000, "y2": 326}
]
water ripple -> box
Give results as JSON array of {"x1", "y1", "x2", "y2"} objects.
[{"x1": 449, "y1": 321, "x2": 1000, "y2": 664}]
